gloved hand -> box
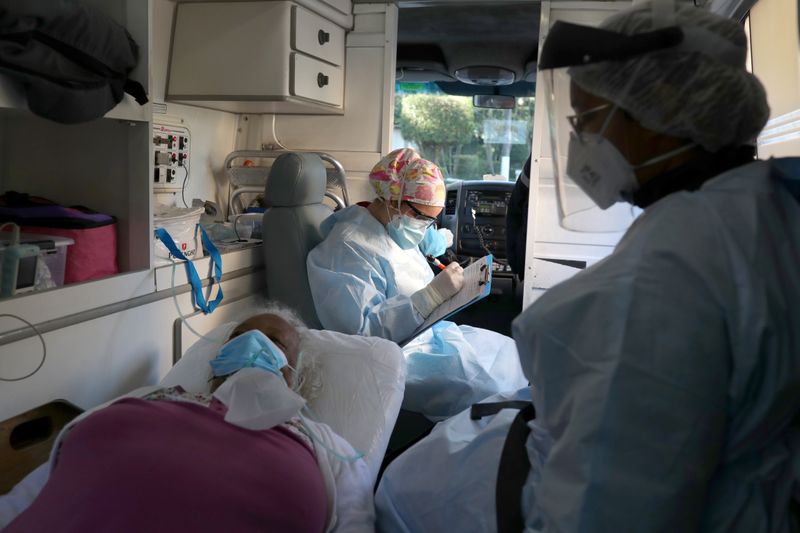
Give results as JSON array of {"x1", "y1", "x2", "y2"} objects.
[
  {"x1": 419, "y1": 227, "x2": 454, "y2": 258},
  {"x1": 411, "y1": 262, "x2": 465, "y2": 317}
]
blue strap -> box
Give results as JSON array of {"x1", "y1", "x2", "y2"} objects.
[{"x1": 155, "y1": 225, "x2": 223, "y2": 314}]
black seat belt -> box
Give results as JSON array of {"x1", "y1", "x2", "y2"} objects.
[
  {"x1": 471, "y1": 400, "x2": 537, "y2": 533},
  {"x1": 792, "y1": 413, "x2": 800, "y2": 524}
]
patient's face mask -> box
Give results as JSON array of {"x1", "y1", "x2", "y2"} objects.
[
  {"x1": 211, "y1": 330, "x2": 288, "y2": 379},
  {"x1": 385, "y1": 201, "x2": 430, "y2": 250}
]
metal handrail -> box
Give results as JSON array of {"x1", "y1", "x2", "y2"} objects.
[
  {"x1": 325, "y1": 191, "x2": 346, "y2": 210},
  {"x1": 228, "y1": 186, "x2": 263, "y2": 218},
  {"x1": 224, "y1": 150, "x2": 350, "y2": 218}
]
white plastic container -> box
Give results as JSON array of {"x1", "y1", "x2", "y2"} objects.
[
  {"x1": 0, "y1": 232, "x2": 74, "y2": 287},
  {"x1": 35, "y1": 234, "x2": 74, "y2": 286},
  {"x1": 153, "y1": 207, "x2": 205, "y2": 260},
  {"x1": 232, "y1": 212, "x2": 263, "y2": 240}
]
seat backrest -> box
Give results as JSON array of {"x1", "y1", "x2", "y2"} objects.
[{"x1": 262, "y1": 153, "x2": 331, "y2": 329}]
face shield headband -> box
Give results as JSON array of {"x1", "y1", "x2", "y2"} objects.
[{"x1": 537, "y1": 12, "x2": 740, "y2": 232}]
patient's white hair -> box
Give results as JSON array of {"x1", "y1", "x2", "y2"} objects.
[
  {"x1": 237, "y1": 299, "x2": 307, "y2": 330},
  {"x1": 236, "y1": 300, "x2": 322, "y2": 402}
]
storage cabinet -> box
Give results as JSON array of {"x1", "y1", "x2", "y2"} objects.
[
  {"x1": 167, "y1": 1, "x2": 346, "y2": 114},
  {"x1": 319, "y1": 0, "x2": 352, "y2": 16},
  {"x1": 0, "y1": 0, "x2": 152, "y2": 299}
]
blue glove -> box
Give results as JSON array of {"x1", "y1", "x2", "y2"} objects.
[{"x1": 419, "y1": 227, "x2": 453, "y2": 257}]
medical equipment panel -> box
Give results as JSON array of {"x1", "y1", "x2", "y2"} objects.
[{"x1": 153, "y1": 123, "x2": 191, "y2": 192}]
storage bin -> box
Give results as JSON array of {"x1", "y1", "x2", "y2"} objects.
[
  {"x1": 0, "y1": 232, "x2": 74, "y2": 287},
  {"x1": 154, "y1": 206, "x2": 204, "y2": 260},
  {"x1": 27, "y1": 234, "x2": 74, "y2": 286},
  {"x1": 0, "y1": 192, "x2": 118, "y2": 284}
]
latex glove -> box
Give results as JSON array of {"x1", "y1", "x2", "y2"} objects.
[
  {"x1": 411, "y1": 262, "x2": 465, "y2": 317},
  {"x1": 419, "y1": 227, "x2": 454, "y2": 258}
]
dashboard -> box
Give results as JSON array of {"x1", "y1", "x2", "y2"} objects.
[{"x1": 439, "y1": 181, "x2": 515, "y2": 269}]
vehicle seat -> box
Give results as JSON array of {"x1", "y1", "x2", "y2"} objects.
[{"x1": 262, "y1": 153, "x2": 331, "y2": 328}]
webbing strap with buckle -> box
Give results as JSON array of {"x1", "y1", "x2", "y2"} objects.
[
  {"x1": 470, "y1": 401, "x2": 533, "y2": 421},
  {"x1": 155, "y1": 225, "x2": 223, "y2": 314},
  {"x1": 470, "y1": 399, "x2": 537, "y2": 533},
  {"x1": 496, "y1": 403, "x2": 536, "y2": 533}
]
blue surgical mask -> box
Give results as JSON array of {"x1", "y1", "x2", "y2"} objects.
[
  {"x1": 211, "y1": 330, "x2": 288, "y2": 378},
  {"x1": 387, "y1": 214, "x2": 429, "y2": 250}
]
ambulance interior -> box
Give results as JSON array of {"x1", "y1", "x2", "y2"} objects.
[{"x1": 0, "y1": 0, "x2": 797, "y2": 521}]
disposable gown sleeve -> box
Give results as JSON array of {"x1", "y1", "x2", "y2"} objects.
[
  {"x1": 307, "y1": 242, "x2": 424, "y2": 342},
  {"x1": 516, "y1": 223, "x2": 730, "y2": 532}
]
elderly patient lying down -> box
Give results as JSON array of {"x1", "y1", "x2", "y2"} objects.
[{"x1": 4, "y1": 310, "x2": 375, "y2": 533}]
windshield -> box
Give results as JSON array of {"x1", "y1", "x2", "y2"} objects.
[{"x1": 393, "y1": 82, "x2": 534, "y2": 182}]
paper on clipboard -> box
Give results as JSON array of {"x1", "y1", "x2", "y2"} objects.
[{"x1": 400, "y1": 255, "x2": 493, "y2": 346}]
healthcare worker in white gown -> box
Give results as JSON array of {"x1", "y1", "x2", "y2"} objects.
[
  {"x1": 376, "y1": 3, "x2": 800, "y2": 532},
  {"x1": 307, "y1": 149, "x2": 527, "y2": 419}
]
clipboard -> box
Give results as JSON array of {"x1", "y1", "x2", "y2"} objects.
[{"x1": 400, "y1": 255, "x2": 493, "y2": 346}]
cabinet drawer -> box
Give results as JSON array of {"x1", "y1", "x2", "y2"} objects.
[
  {"x1": 292, "y1": 5, "x2": 345, "y2": 66},
  {"x1": 290, "y1": 53, "x2": 343, "y2": 107}
]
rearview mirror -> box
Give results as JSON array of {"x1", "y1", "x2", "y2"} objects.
[{"x1": 473, "y1": 95, "x2": 516, "y2": 109}]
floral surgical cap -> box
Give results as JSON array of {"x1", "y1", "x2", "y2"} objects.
[{"x1": 369, "y1": 148, "x2": 447, "y2": 207}]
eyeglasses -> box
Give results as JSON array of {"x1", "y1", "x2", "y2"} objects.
[
  {"x1": 404, "y1": 201, "x2": 438, "y2": 229},
  {"x1": 567, "y1": 103, "x2": 612, "y2": 135}
]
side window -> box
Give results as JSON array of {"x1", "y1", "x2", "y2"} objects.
[{"x1": 748, "y1": 0, "x2": 800, "y2": 157}]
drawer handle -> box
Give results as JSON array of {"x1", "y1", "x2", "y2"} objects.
[
  {"x1": 318, "y1": 30, "x2": 330, "y2": 45},
  {"x1": 317, "y1": 73, "x2": 329, "y2": 88}
]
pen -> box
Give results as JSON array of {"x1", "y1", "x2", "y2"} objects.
[{"x1": 427, "y1": 255, "x2": 447, "y2": 271}]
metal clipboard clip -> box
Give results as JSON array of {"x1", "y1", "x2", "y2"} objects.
[{"x1": 479, "y1": 263, "x2": 490, "y2": 286}]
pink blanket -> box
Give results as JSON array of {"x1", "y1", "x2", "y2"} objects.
[{"x1": 5, "y1": 398, "x2": 327, "y2": 532}]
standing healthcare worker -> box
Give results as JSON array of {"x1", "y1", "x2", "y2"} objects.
[
  {"x1": 375, "y1": 2, "x2": 799, "y2": 532},
  {"x1": 307, "y1": 148, "x2": 527, "y2": 419},
  {"x1": 516, "y1": 1, "x2": 800, "y2": 531}
]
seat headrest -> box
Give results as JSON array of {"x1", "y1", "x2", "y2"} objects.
[{"x1": 265, "y1": 153, "x2": 327, "y2": 207}]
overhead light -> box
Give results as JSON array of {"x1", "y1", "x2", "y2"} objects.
[{"x1": 454, "y1": 66, "x2": 515, "y2": 86}]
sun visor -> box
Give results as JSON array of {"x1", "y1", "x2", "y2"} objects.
[{"x1": 539, "y1": 21, "x2": 683, "y2": 69}]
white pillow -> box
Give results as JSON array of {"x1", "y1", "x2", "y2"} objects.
[{"x1": 159, "y1": 323, "x2": 406, "y2": 482}]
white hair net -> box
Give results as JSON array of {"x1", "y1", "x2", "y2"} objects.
[{"x1": 569, "y1": 2, "x2": 769, "y2": 151}]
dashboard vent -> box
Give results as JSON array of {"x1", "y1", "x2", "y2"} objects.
[{"x1": 445, "y1": 190, "x2": 458, "y2": 215}]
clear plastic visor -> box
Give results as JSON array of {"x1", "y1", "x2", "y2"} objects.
[{"x1": 543, "y1": 68, "x2": 640, "y2": 233}]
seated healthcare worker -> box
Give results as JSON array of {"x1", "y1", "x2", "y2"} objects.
[
  {"x1": 5, "y1": 306, "x2": 374, "y2": 533},
  {"x1": 376, "y1": 3, "x2": 800, "y2": 532},
  {"x1": 307, "y1": 148, "x2": 527, "y2": 419}
]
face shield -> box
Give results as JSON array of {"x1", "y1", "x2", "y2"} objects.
[{"x1": 538, "y1": 20, "x2": 683, "y2": 232}]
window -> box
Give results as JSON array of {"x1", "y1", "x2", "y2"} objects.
[
  {"x1": 393, "y1": 82, "x2": 534, "y2": 181},
  {"x1": 748, "y1": 0, "x2": 800, "y2": 158}
]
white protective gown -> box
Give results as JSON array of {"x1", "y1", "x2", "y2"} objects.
[
  {"x1": 514, "y1": 159, "x2": 800, "y2": 532},
  {"x1": 307, "y1": 205, "x2": 527, "y2": 419},
  {"x1": 374, "y1": 387, "x2": 545, "y2": 533}
]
